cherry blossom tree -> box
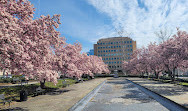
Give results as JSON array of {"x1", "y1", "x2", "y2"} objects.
[
  {"x1": 89, "y1": 55, "x2": 110, "y2": 75},
  {"x1": 55, "y1": 42, "x2": 110, "y2": 79},
  {"x1": 1, "y1": 0, "x2": 110, "y2": 87},
  {"x1": 147, "y1": 43, "x2": 163, "y2": 79},
  {"x1": 0, "y1": 0, "x2": 62, "y2": 86},
  {"x1": 157, "y1": 29, "x2": 188, "y2": 81},
  {"x1": 122, "y1": 29, "x2": 188, "y2": 81}
]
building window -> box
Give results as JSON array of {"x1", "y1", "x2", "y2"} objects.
[
  {"x1": 103, "y1": 43, "x2": 105, "y2": 45},
  {"x1": 103, "y1": 50, "x2": 105, "y2": 52},
  {"x1": 106, "y1": 58, "x2": 108, "y2": 60},
  {"x1": 111, "y1": 50, "x2": 113, "y2": 52},
  {"x1": 112, "y1": 62, "x2": 113, "y2": 64},
  {"x1": 109, "y1": 58, "x2": 111, "y2": 60},
  {"x1": 109, "y1": 62, "x2": 111, "y2": 64},
  {"x1": 127, "y1": 41, "x2": 129, "y2": 43},
  {"x1": 127, "y1": 49, "x2": 129, "y2": 51},
  {"x1": 103, "y1": 47, "x2": 105, "y2": 49},
  {"x1": 111, "y1": 42, "x2": 113, "y2": 44},
  {"x1": 117, "y1": 61, "x2": 119, "y2": 63},
  {"x1": 130, "y1": 41, "x2": 132, "y2": 43},
  {"x1": 98, "y1": 51, "x2": 100, "y2": 53},
  {"x1": 98, "y1": 47, "x2": 100, "y2": 49},
  {"x1": 104, "y1": 58, "x2": 105, "y2": 60},
  {"x1": 124, "y1": 41, "x2": 126, "y2": 43},
  {"x1": 112, "y1": 58, "x2": 113, "y2": 60},
  {"x1": 114, "y1": 62, "x2": 116, "y2": 64},
  {"x1": 127, "y1": 45, "x2": 129, "y2": 47},
  {"x1": 117, "y1": 57, "x2": 119, "y2": 60},
  {"x1": 130, "y1": 49, "x2": 132, "y2": 51},
  {"x1": 106, "y1": 50, "x2": 108, "y2": 52},
  {"x1": 119, "y1": 46, "x2": 121, "y2": 48},
  {"x1": 114, "y1": 46, "x2": 116, "y2": 48},
  {"x1": 109, "y1": 66, "x2": 111, "y2": 68},
  {"x1": 130, "y1": 45, "x2": 132, "y2": 47},
  {"x1": 114, "y1": 50, "x2": 116, "y2": 52},
  {"x1": 114, "y1": 57, "x2": 116, "y2": 60},
  {"x1": 111, "y1": 46, "x2": 113, "y2": 48},
  {"x1": 116, "y1": 42, "x2": 118, "y2": 44},
  {"x1": 108, "y1": 46, "x2": 111, "y2": 48},
  {"x1": 106, "y1": 46, "x2": 108, "y2": 48}
]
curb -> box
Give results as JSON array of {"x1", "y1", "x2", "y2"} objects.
[
  {"x1": 68, "y1": 80, "x2": 107, "y2": 111},
  {"x1": 126, "y1": 79, "x2": 188, "y2": 111}
]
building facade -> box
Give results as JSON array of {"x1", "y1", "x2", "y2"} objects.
[
  {"x1": 87, "y1": 49, "x2": 94, "y2": 56},
  {"x1": 94, "y1": 37, "x2": 136, "y2": 72}
]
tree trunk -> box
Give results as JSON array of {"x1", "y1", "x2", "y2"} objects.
[
  {"x1": 154, "y1": 71, "x2": 158, "y2": 79},
  {"x1": 40, "y1": 79, "x2": 46, "y2": 89},
  {"x1": 171, "y1": 68, "x2": 176, "y2": 82},
  {"x1": 3, "y1": 69, "x2": 6, "y2": 77}
]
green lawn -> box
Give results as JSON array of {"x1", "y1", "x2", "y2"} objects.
[
  {"x1": 0, "y1": 79, "x2": 77, "y2": 100},
  {"x1": 179, "y1": 82, "x2": 188, "y2": 86},
  {"x1": 35, "y1": 79, "x2": 77, "y2": 89}
]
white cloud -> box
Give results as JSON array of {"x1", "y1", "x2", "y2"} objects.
[{"x1": 87, "y1": 0, "x2": 188, "y2": 48}]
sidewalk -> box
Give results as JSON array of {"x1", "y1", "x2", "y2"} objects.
[
  {"x1": 126, "y1": 78, "x2": 188, "y2": 108},
  {"x1": 7, "y1": 78, "x2": 107, "y2": 111}
]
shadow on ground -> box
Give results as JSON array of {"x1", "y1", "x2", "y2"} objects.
[
  {"x1": 0, "y1": 107, "x2": 29, "y2": 111},
  {"x1": 46, "y1": 89, "x2": 71, "y2": 95}
]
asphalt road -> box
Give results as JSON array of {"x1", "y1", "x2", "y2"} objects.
[{"x1": 83, "y1": 78, "x2": 168, "y2": 111}]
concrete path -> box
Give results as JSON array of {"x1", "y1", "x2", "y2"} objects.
[
  {"x1": 7, "y1": 78, "x2": 107, "y2": 111},
  {"x1": 83, "y1": 78, "x2": 168, "y2": 111},
  {"x1": 126, "y1": 78, "x2": 188, "y2": 109}
]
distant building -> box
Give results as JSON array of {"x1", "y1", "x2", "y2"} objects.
[
  {"x1": 87, "y1": 49, "x2": 94, "y2": 56},
  {"x1": 94, "y1": 37, "x2": 136, "y2": 72}
]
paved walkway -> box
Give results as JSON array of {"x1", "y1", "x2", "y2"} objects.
[
  {"x1": 83, "y1": 78, "x2": 168, "y2": 111},
  {"x1": 7, "y1": 78, "x2": 107, "y2": 111},
  {"x1": 126, "y1": 78, "x2": 188, "y2": 108}
]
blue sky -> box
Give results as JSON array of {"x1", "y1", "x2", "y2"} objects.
[{"x1": 28, "y1": 0, "x2": 188, "y2": 52}]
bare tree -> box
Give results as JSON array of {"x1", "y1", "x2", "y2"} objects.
[
  {"x1": 114, "y1": 27, "x2": 132, "y2": 76},
  {"x1": 154, "y1": 28, "x2": 172, "y2": 43},
  {"x1": 115, "y1": 27, "x2": 132, "y2": 37}
]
